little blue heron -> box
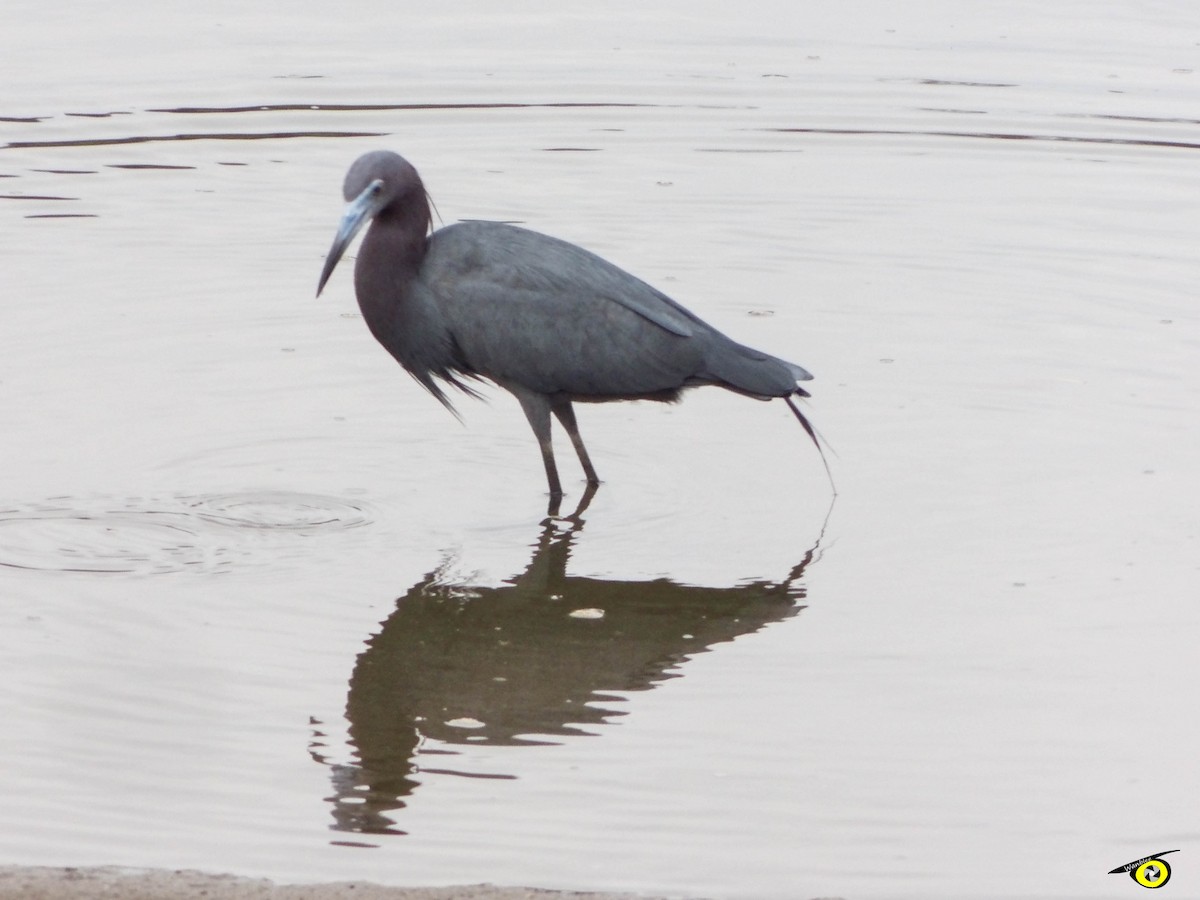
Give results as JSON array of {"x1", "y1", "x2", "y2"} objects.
[{"x1": 317, "y1": 150, "x2": 823, "y2": 497}]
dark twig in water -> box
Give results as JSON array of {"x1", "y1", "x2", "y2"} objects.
[{"x1": 785, "y1": 395, "x2": 837, "y2": 496}]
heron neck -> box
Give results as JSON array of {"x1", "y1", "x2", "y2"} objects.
[{"x1": 355, "y1": 215, "x2": 426, "y2": 319}]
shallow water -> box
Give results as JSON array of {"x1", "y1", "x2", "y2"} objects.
[{"x1": 2, "y1": 2, "x2": 1198, "y2": 898}]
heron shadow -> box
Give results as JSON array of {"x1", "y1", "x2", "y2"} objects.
[{"x1": 312, "y1": 493, "x2": 819, "y2": 837}]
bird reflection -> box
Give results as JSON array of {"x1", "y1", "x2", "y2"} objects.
[{"x1": 312, "y1": 495, "x2": 818, "y2": 837}]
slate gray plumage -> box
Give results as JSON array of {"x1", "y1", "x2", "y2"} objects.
[{"x1": 318, "y1": 150, "x2": 819, "y2": 497}]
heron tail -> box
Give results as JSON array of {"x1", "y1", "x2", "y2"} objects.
[{"x1": 694, "y1": 332, "x2": 808, "y2": 397}]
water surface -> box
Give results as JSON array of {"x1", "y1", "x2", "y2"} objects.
[{"x1": 2, "y1": 2, "x2": 1198, "y2": 898}]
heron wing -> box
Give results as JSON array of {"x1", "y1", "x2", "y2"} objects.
[
  {"x1": 423, "y1": 221, "x2": 804, "y2": 399},
  {"x1": 429, "y1": 221, "x2": 700, "y2": 336}
]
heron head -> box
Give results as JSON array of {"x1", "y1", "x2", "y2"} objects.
[{"x1": 317, "y1": 151, "x2": 429, "y2": 296}]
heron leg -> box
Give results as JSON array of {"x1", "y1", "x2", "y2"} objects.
[
  {"x1": 511, "y1": 388, "x2": 563, "y2": 498},
  {"x1": 550, "y1": 398, "x2": 601, "y2": 487}
]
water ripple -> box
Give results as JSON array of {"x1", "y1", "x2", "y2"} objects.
[
  {"x1": 182, "y1": 491, "x2": 372, "y2": 531},
  {"x1": 0, "y1": 492, "x2": 373, "y2": 575}
]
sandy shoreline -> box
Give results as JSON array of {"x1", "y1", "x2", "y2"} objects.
[{"x1": 0, "y1": 867, "x2": 666, "y2": 900}]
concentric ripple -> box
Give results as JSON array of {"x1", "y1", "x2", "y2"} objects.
[
  {"x1": 0, "y1": 492, "x2": 373, "y2": 575},
  {"x1": 182, "y1": 491, "x2": 372, "y2": 532},
  {"x1": 0, "y1": 507, "x2": 205, "y2": 574}
]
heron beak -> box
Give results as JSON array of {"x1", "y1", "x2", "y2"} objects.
[{"x1": 317, "y1": 178, "x2": 386, "y2": 296}]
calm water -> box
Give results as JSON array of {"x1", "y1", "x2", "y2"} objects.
[{"x1": 2, "y1": 2, "x2": 1198, "y2": 898}]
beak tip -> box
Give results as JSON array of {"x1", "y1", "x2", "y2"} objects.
[{"x1": 316, "y1": 260, "x2": 336, "y2": 297}]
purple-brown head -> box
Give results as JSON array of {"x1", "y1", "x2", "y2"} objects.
[{"x1": 317, "y1": 151, "x2": 431, "y2": 296}]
